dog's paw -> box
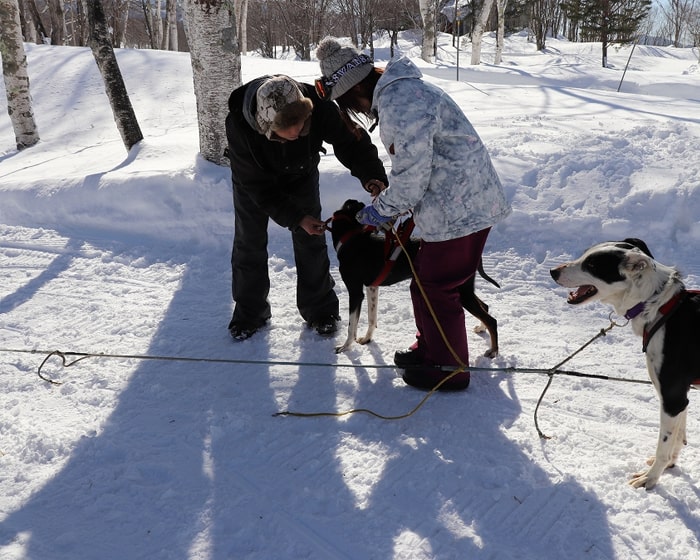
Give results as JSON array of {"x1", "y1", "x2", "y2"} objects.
[
  {"x1": 473, "y1": 322, "x2": 486, "y2": 334},
  {"x1": 483, "y1": 348, "x2": 498, "y2": 359},
  {"x1": 356, "y1": 335, "x2": 373, "y2": 345},
  {"x1": 629, "y1": 470, "x2": 659, "y2": 489},
  {"x1": 335, "y1": 342, "x2": 352, "y2": 353}
]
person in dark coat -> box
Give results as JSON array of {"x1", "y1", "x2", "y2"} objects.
[{"x1": 225, "y1": 75, "x2": 388, "y2": 341}]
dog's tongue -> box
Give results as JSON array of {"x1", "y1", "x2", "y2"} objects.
[{"x1": 567, "y1": 285, "x2": 597, "y2": 304}]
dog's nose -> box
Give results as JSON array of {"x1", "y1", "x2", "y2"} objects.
[{"x1": 550, "y1": 267, "x2": 562, "y2": 280}]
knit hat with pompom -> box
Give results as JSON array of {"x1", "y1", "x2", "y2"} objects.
[
  {"x1": 255, "y1": 76, "x2": 313, "y2": 139},
  {"x1": 316, "y1": 37, "x2": 373, "y2": 100}
]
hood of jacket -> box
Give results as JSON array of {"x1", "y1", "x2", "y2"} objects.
[
  {"x1": 371, "y1": 57, "x2": 422, "y2": 113},
  {"x1": 239, "y1": 76, "x2": 271, "y2": 135}
]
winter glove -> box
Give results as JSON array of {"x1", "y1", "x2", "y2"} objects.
[{"x1": 355, "y1": 205, "x2": 392, "y2": 227}]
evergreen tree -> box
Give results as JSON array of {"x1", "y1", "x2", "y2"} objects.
[{"x1": 564, "y1": 0, "x2": 651, "y2": 66}]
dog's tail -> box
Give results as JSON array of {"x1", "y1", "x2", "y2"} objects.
[{"x1": 477, "y1": 260, "x2": 500, "y2": 289}]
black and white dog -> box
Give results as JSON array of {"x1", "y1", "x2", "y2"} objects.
[
  {"x1": 550, "y1": 238, "x2": 700, "y2": 489},
  {"x1": 329, "y1": 199, "x2": 499, "y2": 356}
]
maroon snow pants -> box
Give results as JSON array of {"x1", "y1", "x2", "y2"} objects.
[{"x1": 409, "y1": 227, "x2": 491, "y2": 369}]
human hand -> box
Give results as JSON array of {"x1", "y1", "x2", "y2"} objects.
[
  {"x1": 299, "y1": 215, "x2": 328, "y2": 235},
  {"x1": 363, "y1": 179, "x2": 386, "y2": 197},
  {"x1": 355, "y1": 205, "x2": 391, "y2": 227}
]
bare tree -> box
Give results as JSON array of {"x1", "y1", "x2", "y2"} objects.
[
  {"x1": 71, "y1": 0, "x2": 91, "y2": 46},
  {"x1": 531, "y1": 0, "x2": 560, "y2": 50},
  {"x1": 162, "y1": 0, "x2": 179, "y2": 50},
  {"x1": 419, "y1": 0, "x2": 435, "y2": 61},
  {"x1": 660, "y1": 0, "x2": 696, "y2": 46},
  {"x1": 269, "y1": 0, "x2": 328, "y2": 59},
  {"x1": 17, "y1": 0, "x2": 38, "y2": 43},
  {"x1": 494, "y1": 0, "x2": 506, "y2": 63},
  {"x1": 140, "y1": 0, "x2": 157, "y2": 48},
  {"x1": 103, "y1": 0, "x2": 129, "y2": 47},
  {"x1": 47, "y1": 0, "x2": 67, "y2": 44},
  {"x1": 24, "y1": 0, "x2": 49, "y2": 43},
  {"x1": 688, "y1": 6, "x2": 700, "y2": 54},
  {"x1": 83, "y1": 0, "x2": 143, "y2": 151},
  {"x1": 0, "y1": 0, "x2": 40, "y2": 149},
  {"x1": 234, "y1": 0, "x2": 248, "y2": 54},
  {"x1": 471, "y1": 0, "x2": 495, "y2": 64},
  {"x1": 183, "y1": 0, "x2": 241, "y2": 165},
  {"x1": 374, "y1": 0, "x2": 420, "y2": 57}
]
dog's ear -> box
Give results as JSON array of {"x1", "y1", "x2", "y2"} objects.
[
  {"x1": 621, "y1": 238, "x2": 654, "y2": 259},
  {"x1": 623, "y1": 252, "x2": 652, "y2": 277},
  {"x1": 341, "y1": 199, "x2": 358, "y2": 211}
]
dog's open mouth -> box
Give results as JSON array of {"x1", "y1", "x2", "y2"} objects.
[{"x1": 567, "y1": 285, "x2": 597, "y2": 304}]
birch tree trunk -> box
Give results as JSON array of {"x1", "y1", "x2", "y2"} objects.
[
  {"x1": 17, "y1": 0, "x2": 38, "y2": 44},
  {"x1": 419, "y1": 0, "x2": 435, "y2": 62},
  {"x1": 162, "y1": 0, "x2": 178, "y2": 50},
  {"x1": 471, "y1": 0, "x2": 495, "y2": 65},
  {"x1": 183, "y1": 0, "x2": 241, "y2": 166},
  {"x1": 0, "y1": 0, "x2": 40, "y2": 150},
  {"x1": 152, "y1": 0, "x2": 163, "y2": 50},
  {"x1": 494, "y1": 0, "x2": 507, "y2": 64},
  {"x1": 234, "y1": 0, "x2": 248, "y2": 55},
  {"x1": 83, "y1": 0, "x2": 143, "y2": 151},
  {"x1": 47, "y1": 0, "x2": 67, "y2": 44},
  {"x1": 111, "y1": 0, "x2": 129, "y2": 47},
  {"x1": 25, "y1": 0, "x2": 48, "y2": 43}
]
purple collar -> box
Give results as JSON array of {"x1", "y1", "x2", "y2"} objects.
[{"x1": 624, "y1": 302, "x2": 646, "y2": 319}]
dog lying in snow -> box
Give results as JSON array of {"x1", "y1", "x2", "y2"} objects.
[
  {"x1": 329, "y1": 199, "x2": 499, "y2": 356},
  {"x1": 550, "y1": 238, "x2": 700, "y2": 489}
]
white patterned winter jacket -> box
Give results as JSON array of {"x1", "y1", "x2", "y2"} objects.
[{"x1": 372, "y1": 56, "x2": 512, "y2": 242}]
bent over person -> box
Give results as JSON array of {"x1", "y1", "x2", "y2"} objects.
[
  {"x1": 225, "y1": 75, "x2": 388, "y2": 341},
  {"x1": 316, "y1": 38, "x2": 511, "y2": 390}
]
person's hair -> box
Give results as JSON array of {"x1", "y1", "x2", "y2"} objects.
[{"x1": 335, "y1": 67, "x2": 383, "y2": 130}]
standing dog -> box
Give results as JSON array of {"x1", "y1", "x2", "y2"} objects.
[
  {"x1": 330, "y1": 199, "x2": 499, "y2": 356},
  {"x1": 550, "y1": 238, "x2": 700, "y2": 489}
]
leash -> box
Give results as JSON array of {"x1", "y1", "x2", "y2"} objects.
[
  {"x1": 0, "y1": 346, "x2": 655, "y2": 387},
  {"x1": 273, "y1": 220, "x2": 472, "y2": 420},
  {"x1": 7, "y1": 229, "x2": 682, "y2": 432},
  {"x1": 1, "y1": 342, "x2": 663, "y2": 430},
  {"x1": 532, "y1": 315, "x2": 622, "y2": 439},
  {"x1": 316, "y1": 217, "x2": 634, "y2": 427}
]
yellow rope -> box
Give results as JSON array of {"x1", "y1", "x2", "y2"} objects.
[
  {"x1": 391, "y1": 221, "x2": 467, "y2": 370},
  {"x1": 279, "y1": 218, "x2": 466, "y2": 419}
]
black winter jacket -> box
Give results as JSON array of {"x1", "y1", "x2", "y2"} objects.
[{"x1": 225, "y1": 76, "x2": 388, "y2": 230}]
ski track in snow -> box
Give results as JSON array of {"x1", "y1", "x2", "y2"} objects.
[{"x1": 2, "y1": 227, "x2": 700, "y2": 559}]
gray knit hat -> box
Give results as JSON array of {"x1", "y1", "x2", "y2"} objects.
[
  {"x1": 255, "y1": 76, "x2": 313, "y2": 139},
  {"x1": 316, "y1": 37, "x2": 373, "y2": 100}
]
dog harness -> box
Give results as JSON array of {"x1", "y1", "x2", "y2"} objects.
[
  {"x1": 369, "y1": 214, "x2": 415, "y2": 287},
  {"x1": 641, "y1": 289, "x2": 688, "y2": 353},
  {"x1": 330, "y1": 213, "x2": 416, "y2": 287},
  {"x1": 625, "y1": 288, "x2": 698, "y2": 353}
]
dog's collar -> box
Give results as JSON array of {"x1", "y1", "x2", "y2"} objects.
[
  {"x1": 624, "y1": 302, "x2": 646, "y2": 319},
  {"x1": 641, "y1": 289, "x2": 687, "y2": 352},
  {"x1": 624, "y1": 286, "x2": 682, "y2": 320},
  {"x1": 334, "y1": 226, "x2": 374, "y2": 255}
]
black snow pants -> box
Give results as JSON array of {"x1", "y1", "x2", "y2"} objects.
[{"x1": 229, "y1": 169, "x2": 339, "y2": 330}]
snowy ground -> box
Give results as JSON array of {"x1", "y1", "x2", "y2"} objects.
[{"x1": 0, "y1": 31, "x2": 699, "y2": 559}]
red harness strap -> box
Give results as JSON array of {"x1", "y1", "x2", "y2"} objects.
[
  {"x1": 370, "y1": 214, "x2": 415, "y2": 287},
  {"x1": 642, "y1": 290, "x2": 686, "y2": 352},
  {"x1": 642, "y1": 289, "x2": 700, "y2": 361}
]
